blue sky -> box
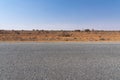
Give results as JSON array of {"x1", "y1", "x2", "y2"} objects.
[{"x1": 0, "y1": 0, "x2": 120, "y2": 30}]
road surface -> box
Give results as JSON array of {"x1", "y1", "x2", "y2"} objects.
[{"x1": 0, "y1": 42, "x2": 120, "y2": 80}]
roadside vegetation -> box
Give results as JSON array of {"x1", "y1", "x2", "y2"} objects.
[{"x1": 0, "y1": 29, "x2": 119, "y2": 41}]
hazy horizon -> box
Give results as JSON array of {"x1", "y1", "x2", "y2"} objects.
[{"x1": 0, "y1": 0, "x2": 120, "y2": 30}]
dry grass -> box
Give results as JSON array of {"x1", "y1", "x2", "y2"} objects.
[{"x1": 0, "y1": 30, "x2": 120, "y2": 41}]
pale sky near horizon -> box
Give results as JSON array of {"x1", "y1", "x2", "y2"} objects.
[{"x1": 0, "y1": 0, "x2": 120, "y2": 30}]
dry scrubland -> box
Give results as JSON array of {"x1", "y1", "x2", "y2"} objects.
[{"x1": 0, "y1": 30, "x2": 120, "y2": 41}]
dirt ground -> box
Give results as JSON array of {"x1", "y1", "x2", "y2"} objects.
[{"x1": 0, "y1": 30, "x2": 120, "y2": 42}]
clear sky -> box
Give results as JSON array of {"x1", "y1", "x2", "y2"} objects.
[{"x1": 0, "y1": 0, "x2": 120, "y2": 30}]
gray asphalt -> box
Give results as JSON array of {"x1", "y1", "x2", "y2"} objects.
[{"x1": 0, "y1": 42, "x2": 120, "y2": 80}]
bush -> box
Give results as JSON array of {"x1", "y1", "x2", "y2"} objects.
[
  {"x1": 15, "y1": 31, "x2": 20, "y2": 35},
  {"x1": 60, "y1": 32, "x2": 71, "y2": 37},
  {"x1": 84, "y1": 29, "x2": 91, "y2": 32},
  {"x1": 74, "y1": 30, "x2": 81, "y2": 32},
  {"x1": 100, "y1": 38, "x2": 105, "y2": 41}
]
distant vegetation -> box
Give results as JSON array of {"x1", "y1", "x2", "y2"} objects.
[
  {"x1": 84, "y1": 29, "x2": 91, "y2": 32},
  {"x1": 0, "y1": 29, "x2": 117, "y2": 32},
  {"x1": 0, "y1": 29, "x2": 119, "y2": 41}
]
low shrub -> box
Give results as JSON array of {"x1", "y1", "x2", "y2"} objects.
[
  {"x1": 100, "y1": 38, "x2": 105, "y2": 41},
  {"x1": 84, "y1": 29, "x2": 91, "y2": 32}
]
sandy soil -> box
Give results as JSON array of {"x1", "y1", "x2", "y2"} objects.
[{"x1": 0, "y1": 30, "x2": 120, "y2": 42}]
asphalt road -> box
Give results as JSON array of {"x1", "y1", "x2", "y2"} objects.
[{"x1": 0, "y1": 42, "x2": 120, "y2": 80}]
